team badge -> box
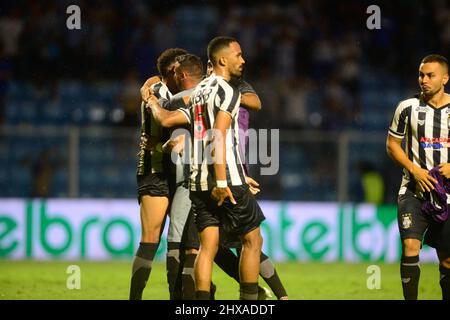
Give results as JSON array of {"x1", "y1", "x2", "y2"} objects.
[
  {"x1": 401, "y1": 213, "x2": 413, "y2": 229},
  {"x1": 416, "y1": 106, "x2": 428, "y2": 112}
]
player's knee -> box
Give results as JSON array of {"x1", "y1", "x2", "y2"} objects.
[
  {"x1": 241, "y1": 231, "x2": 263, "y2": 251},
  {"x1": 199, "y1": 242, "x2": 219, "y2": 257},
  {"x1": 402, "y1": 238, "x2": 421, "y2": 256},
  {"x1": 141, "y1": 227, "x2": 161, "y2": 243},
  {"x1": 141, "y1": 233, "x2": 160, "y2": 243}
]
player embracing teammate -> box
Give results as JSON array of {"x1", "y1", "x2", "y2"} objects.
[{"x1": 145, "y1": 37, "x2": 287, "y2": 300}]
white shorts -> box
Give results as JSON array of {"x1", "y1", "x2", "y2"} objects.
[{"x1": 168, "y1": 185, "x2": 192, "y2": 243}]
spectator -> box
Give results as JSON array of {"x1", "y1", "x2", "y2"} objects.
[
  {"x1": 358, "y1": 161, "x2": 385, "y2": 204},
  {"x1": 23, "y1": 148, "x2": 62, "y2": 198}
]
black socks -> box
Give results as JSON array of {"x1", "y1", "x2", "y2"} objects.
[
  {"x1": 400, "y1": 255, "x2": 420, "y2": 300},
  {"x1": 240, "y1": 282, "x2": 259, "y2": 300},
  {"x1": 182, "y1": 253, "x2": 197, "y2": 299},
  {"x1": 259, "y1": 253, "x2": 287, "y2": 299},
  {"x1": 129, "y1": 242, "x2": 159, "y2": 300},
  {"x1": 167, "y1": 242, "x2": 183, "y2": 300}
]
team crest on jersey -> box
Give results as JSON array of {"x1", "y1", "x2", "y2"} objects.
[
  {"x1": 415, "y1": 106, "x2": 428, "y2": 112},
  {"x1": 401, "y1": 213, "x2": 413, "y2": 229}
]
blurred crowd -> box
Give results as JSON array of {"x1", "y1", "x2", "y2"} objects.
[
  {"x1": 1, "y1": 0, "x2": 449, "y2": 129},
  {"x1": 0, "y1": 0, "x2": 449, "y2": 201}
]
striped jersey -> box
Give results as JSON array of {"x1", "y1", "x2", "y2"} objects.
[
  {"x1": 136, "y1": 81, "x2": 172, "y2": 175},
  {"x1": 178, "y1": 74, "x2": 246, "y2": 191},
  {"x1": 389, "y1": 94, "x2": 450, "y2": 194},
  {"x1": 164, "y1": 88, "x2": 194, "y2": 188}
]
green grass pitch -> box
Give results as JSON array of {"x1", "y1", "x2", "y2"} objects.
[{"x1": 0, "y1": 261, "x2": 442, "y2": 300}]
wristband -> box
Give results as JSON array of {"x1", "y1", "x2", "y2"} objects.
[{"x1": 216, "y1": 180, "x2": 227, "y2": 188}]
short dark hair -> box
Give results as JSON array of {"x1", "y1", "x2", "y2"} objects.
[
  {"x1": 175, "y1": 54, "x2": 204, "y2": 78},
  {"x1": 207, "y1": 36, "x2": 238, "y2": 66},
  {"x1": 421, "y1": 54, "x2": 449, "y2": 71},
  {"x1": 157, "y1": 48, "x2": 188, "y2": 78}
]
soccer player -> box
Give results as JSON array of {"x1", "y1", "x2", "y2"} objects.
[
  {"x1": 141, "y1": 54, "x2": 220, "y2": 300},
  {"x1": 146, "y1": 36, "x2": 265, "y2": 300},
  {"x1": 146, "y1": 54, "x2": 286, "y2": 300},
  {"x1": 206, "y1": 60, "x2": 289, "y2": 300},
  {"x1": 129, "y1": 47, "x2": 187, "y2": 300},
  {"x1": 160, "y1": 54, "x2": 205, "y2": 299},
  {"x1": 386, "y1": 54, "x2": 450, "y2": 300}
]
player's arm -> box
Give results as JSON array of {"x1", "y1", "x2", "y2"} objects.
[
  {"x1": 245, "y1": 176, "x2": 260, "y2": 195},
  {"x1": 238, "y1": 80, "x2": 261, "y2": 111},
  {"x1": 240, "y1": 92, "x2": 261, "y2": 111},
  {"x1": 140, "y1": 76, "x2": 161, "y2": 103},
  {"x1": 146, "y1": 95, "x2": 189, "y2": 128},
  {"x1": 161, "y1": 134, "x2": 185, "y2": 154},
  {"x1": 211, "y1": 110, "x2": 236, "y2": 206},
  {"x1": 386, "y1": 134, "x2": 437, "y2": 192}
]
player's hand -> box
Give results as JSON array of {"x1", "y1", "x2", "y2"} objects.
[
  {"x1": 162, "y1": 135, "x2": 185, "y2": 154},
  {"x1": 410, "y1": 165, "x2": 437, "y2": 192},
  {"x1": 140, "y1": 76, "x2": 160, "y2": 102},
  {"x1": 439, "y1": 163, "x2": 450, "y2": 179},
  {"x1": 140, "y1": 84, "x2": 153, "y2": 103},
  {"x1": 245, "y1": 176, "x2": 260, "y2": 195},
  {"x1": 145, "y1": 95, "x2": 159, "y2": 112},
  {"x1": 211, "y1": 186, "x2": 236, "y2": 206}
]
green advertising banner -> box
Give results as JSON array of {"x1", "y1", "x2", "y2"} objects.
[{"x1": 0, "y1": 199, "x2": 438, "y2": 262}]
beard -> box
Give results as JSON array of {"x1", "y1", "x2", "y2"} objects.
[
  {"x1": 421, "y1": 87, "x2": 438, "y2": 98},
  {"x1": 230, "y1": 65, "x2": 244, "y2": 80}
]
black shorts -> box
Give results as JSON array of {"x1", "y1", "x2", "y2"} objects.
[
  {"x1": 398, "y1": 189, "x2": 450, "y2": 252},
  {"x1": 426, "y1": 219, "x2": 450, "y2": 253},
  {"x1": 397, "y1": 189, "x2": 430, "y2": 241},
  {"x1": 180, "y1": 214, "x2": 243, "y2": 250},
  {"x1": 179, "y1": 208, "x2": 240, "y2": 250},
  {"x1": 219, "y1": 235, "x2": 242, "y2": 249},
  {"x1": 136, "y1": 173, "x2": 170, "y2": 203},
  {"x1": 180, "y1": 208, "x2": 200, "y2": 250},
  {"x1": 189, "y1": 184, "x2": 265, "y2": 239}
]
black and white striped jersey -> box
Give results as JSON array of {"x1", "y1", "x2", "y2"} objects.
[
  {"x1": 178, "y1": 74, "x2": 246, "y2": 191},
  {"x1": 136, "y1": 81, "x2": 172, "y2": 176},
  {"x1": 389, "y1": 94, "x2": 450, "y2": 194}
]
